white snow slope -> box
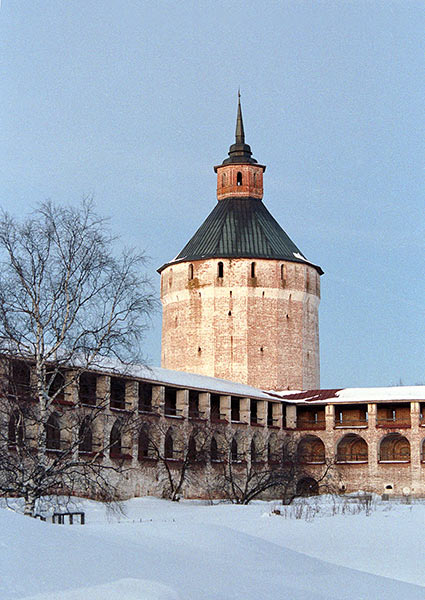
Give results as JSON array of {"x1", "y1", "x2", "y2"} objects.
[{"x1": 0, "y1": 497, "x2": 424, "y2": 600}]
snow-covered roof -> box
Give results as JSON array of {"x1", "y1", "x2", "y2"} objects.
[
  {"x1": 88, "y1": 358, "x2": 276, "y2": 401},
  {"x1": 271, "y1": 386, "x2": 425, "y2": 404}
]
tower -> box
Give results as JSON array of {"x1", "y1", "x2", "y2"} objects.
[{"x1": 158, "y1": 97, "x2": 323, "y2": 390}]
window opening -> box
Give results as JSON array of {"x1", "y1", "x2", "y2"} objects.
[
  {"x1": 79, "y1": 372, "x2": 97, "y2": 406},
  {"x1": 138, "y1": 382, "x2": 153, "y2": 412},
  {"x1": 231, "y1": 397, "x2": 240, "y2": 422},
  {"x1": 251, "y1": 262, "x2": 256, "y2": 278},
  {"x1": 236, "y1": 172, "x2": 242, "y2": 186},
  {"x1": 188, "y1": 264, "x2": 194, "y2": 280},
  {"x1": 110, "y1": 377, "x2": 126, "y2": 410},
  {"x1": 164, "y1": 387, "x2": 177, "y2": 416},
  {"x1": 46, "y1": 413, "x2": 60, "y2": 450},
  {"x1": 217, "y1": 262, "x2": 224, "y2": 278},
  {"x1": 109, "y1": 420, "x2": 122, "y2": 457},
  {"x1": 164, "y1": 429, "x2": 174, "y2": 459},
  {"x1": 79, "y1": 417, "x2": 93, "y2": 453}
]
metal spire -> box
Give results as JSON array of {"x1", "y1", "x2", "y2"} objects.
[{"x1": 235, "y1": 89, "x2": 245, "y2": 145}]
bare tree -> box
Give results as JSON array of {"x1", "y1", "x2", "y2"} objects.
[
  {"x1": 216, "y1": 432, "x2": 338, "y2": 505},
  {"x1": 140, "y1": 420, "x2": 211, "y2": 501},
  {"x1": 0, "y1": 200, "x2": 156, "y2": 515}
]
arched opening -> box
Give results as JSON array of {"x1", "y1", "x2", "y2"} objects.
[
  {"x1": 250, "y1": 437, "x2": 260, "y2": 464},
  {"x1": 222, "y1": 173, "x2": 226, "y2": 186},
  {"x1": 188, "y1": 435, "x2": 197, "y2": 462},
  {"x1": 267, "y1": 433, "x2": 279, "y2": 463},
  {"x1": 210, "y1": 436, "x2": 219, "y2": 462},
  {"x1": 379, "y1": 433, "x2": 410, "y2": 462},
  {"x1": 297, "y1": 435, "x2": 325, "y2": 464},
  {"x1": 164, "y1": 428, "x2": 174, "y2": 459},
  {"x1": 78, "y1": 416, "x2": 93, "y2": 453},
  {"x1": 138, "y1": 427, "x2": 150, "y2": 460},
  {"x1": 8, "y1": 411, "x2": 24, "y2": 447},
  {"x1": 250, "y1": 262, "x2": 256, "y2": 278},
  {"x1": 296, "y1": 477, "x2": 319, "y2": 497},
  {"x1": 336, "y1": 434, "x2": 368, "y2": 463},
  {"x1": 217, "y1": 261, "x2": 224, "y2": 278},
  {"x1": 253, "y1": 173, "x2": 257, "y2": 187},
  {"x1": 231, "y1": 437, "x2": 239, "y2": 462},
  {"x1": 236, "y1": 171, "x2": 242, "y2": 186},
  {"x1": 46, "y1": 413, "x2": 61, "y2": 450},
  {"x1": 109, "y1": 419, "x2": 122, "y2": 458},
  {"x1": 188, "y1": 264, "x2": 194, "y2": 280}
]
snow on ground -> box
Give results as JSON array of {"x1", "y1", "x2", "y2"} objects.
[{"x1": 1, "y1": 496, "x2": 424, "y2": 600}]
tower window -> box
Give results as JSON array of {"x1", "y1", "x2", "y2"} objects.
[
  {"x1": 188, "y1": 264, "x2": 194, "y2": 280},
  {"x1": 253, "y1": 173, "x2": 257, "y2": 187},
  {"x1": 237, "y1": 172, "x2": 242, "y2": 186},
  {"x1": 222, "y1": 173, "x2": 226, "y2": 186},
  {"x1": 281, "y1": 264, "x2": 287, "y2": 284},
  {"x1": 250, "y1": 262, "x2": 256, "y2": 278},
  {"x1": 218, "y1": 262, "x2": 224, "y2": 278}
]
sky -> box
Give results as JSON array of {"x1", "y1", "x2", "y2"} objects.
[{"x1": 0, "y1": 1, "x2": 423, "y2": 388}]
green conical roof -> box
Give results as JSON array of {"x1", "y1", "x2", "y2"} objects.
[{"x1": 158, "y1": 197, "x2": 323, "y2": 274}]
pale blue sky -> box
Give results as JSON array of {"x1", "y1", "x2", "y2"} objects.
[{"x1": 1, "y1": 1, "x2": 424, "y2": 388}]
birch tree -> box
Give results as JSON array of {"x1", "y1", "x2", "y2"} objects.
[{"x1": 0, "y1": 200, "x2": 155, "y2": 515}]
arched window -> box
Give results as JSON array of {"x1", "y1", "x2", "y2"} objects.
[
  {"x1": 297, "y1": 435, "x2": 325, "y2": 464},
  {"x1": 78, "y1": 417, "x2": 93, "y2": 453},
  {"x1": 46, "y1": 413, "x2": 60, "y2": 450},
  {"x1": 281, "y1": 264, "x2": 286, "y2": 283},
  {"x1": 250, "y1": 262, "x2": 256, "y2": 278},
  {"x1": 306, "y1": 270, "x2": 310, "y2": 292},
  {"x1": 379, "y1": 434, "x2": 410, "y2": 462},
  {"x1": 210, "y1": 437, "x2": 219, "y2": 462},
  {"x1": 168, "y1": 269, "x2": 173, "y2": 289},
  {"x1": 188, "y1": 264, "x2": 194, "y2": 280},
  {"x1": 109, "y1": 419, "x2": 122, "y2": 457},
  {"x1": 253, "y1": 173, "x2": 257, "y2": 187},
  {"x1": 8, "y1": 411, "x2": 24, "y2": 447},
  {"x1": 237, "y1": 171, "x2": 242, "y2": 186},
  {"x1": 222, "y1": 173, "x2": 226, "y2": 186},
  {"x1": 138, "y1": 428, "x2": 150, "y2": 460},
  {"x1": 231, "y1": 437, "x2": 238, "y2": 462},
  {"x1": 336, "y1": 434, "x2": 368, "y2": 463},
  {"x1": 188, "y1": 435, "x2": 197, "y2": 462},
  {"x1": 164, "y1": 428, "x2": 174, "y2": 459},
  {"x1": 217, "y1": 262, "x2": 224, "y2": 278},
  {"x1": 250, "y1": 438, "x2": 258, "y2": 464}
]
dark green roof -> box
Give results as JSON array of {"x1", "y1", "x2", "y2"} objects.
[{"x1": 158, "y1": 198, "x2": 323, "y2": 274}]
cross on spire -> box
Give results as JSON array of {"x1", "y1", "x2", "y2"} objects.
[{"x1": 235, "y1": 89, "x2": 245, "y2": 145}]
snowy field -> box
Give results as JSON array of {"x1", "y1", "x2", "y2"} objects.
[{"x1": 1, "y1": 495, "x2": 424, "y2": 600}]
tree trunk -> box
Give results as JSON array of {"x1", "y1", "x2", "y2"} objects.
[{"x1": 24, "y1": 493, "x2": 36, "y2": 517}]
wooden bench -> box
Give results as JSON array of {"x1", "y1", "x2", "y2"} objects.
[{"x1": 52, "y1": 511, "x2": 85, "y2": 525}]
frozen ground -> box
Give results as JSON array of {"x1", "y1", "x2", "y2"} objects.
[{"x1": 0, "y1": 495, "x2": 424, "y2": 600}]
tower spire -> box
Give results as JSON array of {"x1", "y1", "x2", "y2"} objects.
[{"x1": 235, "y1": 89, "x2": 245, "y2": 145}]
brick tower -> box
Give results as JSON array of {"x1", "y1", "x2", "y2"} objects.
[{"x1": 158, "y1": 96, "x2": 323, "y2": 390}]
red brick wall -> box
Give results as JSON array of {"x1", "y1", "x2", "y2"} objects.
[{"x1": 160, "y1": 257, "x2": 320, "y2": 390}]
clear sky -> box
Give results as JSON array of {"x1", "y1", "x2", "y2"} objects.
[{"x1": 1, "y1": 1, "x2": 424, "y2": 388}]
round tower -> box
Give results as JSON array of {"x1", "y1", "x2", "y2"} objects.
[{"x1": 158, "y1": 96, "x2": 323, "y2": 391}]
